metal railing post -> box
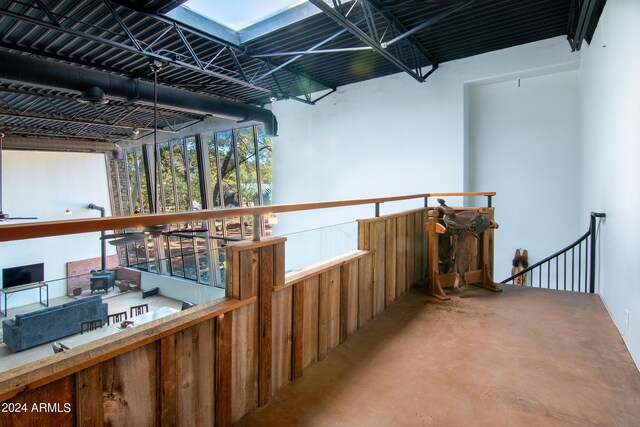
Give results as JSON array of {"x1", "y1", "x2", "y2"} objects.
[
  {"x1": 487, "y1": 195, "x2": 492, "y2": 208},
  {"x1": 253, "y1": 214, "x2": 261, "y2": 241},
  {"x1": 375, "y1": 203, "x2": 380, "y2": 217},
  {"x1": 589, "y1": 212, "x2": 606, "y2": 293}
]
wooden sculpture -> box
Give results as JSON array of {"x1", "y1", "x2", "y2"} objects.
[
  {"x1": 511, "y1": 248, "x2": 529, "y2": 285},
  {"x1": 423, "y1": 199, "x2": 502, "y2": 300}
]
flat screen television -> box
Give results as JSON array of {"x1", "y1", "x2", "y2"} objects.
[{"x1": 2, "y1": 263, "x2": 44, "y2": 289}]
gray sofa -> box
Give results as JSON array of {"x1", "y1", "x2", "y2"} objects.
[{"x1": 2, "y1": 295, "x2": 108, "y2": 352}]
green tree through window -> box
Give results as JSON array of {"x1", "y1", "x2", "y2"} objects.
[{"x1": 114, "y1": 124, "x2": 272, "y2": 287}]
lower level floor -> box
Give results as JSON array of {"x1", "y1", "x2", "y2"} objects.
[{"x1": 0, "y1": 289, "x2": 184, "y2": 371}]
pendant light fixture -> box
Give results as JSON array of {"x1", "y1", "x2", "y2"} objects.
[{"x1": 150, "y1": 59, "x2": 162, "y2": 215}]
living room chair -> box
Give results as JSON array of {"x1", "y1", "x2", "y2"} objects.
[
  {"x1": 181, "y1": 301, "x2": 195, "y2": 311},
  {"x1": 51, "y1": 342, "x2": 70, "y2": 354},
  {"x1": 107, "y1": 311, "x2": 128, "y2": 325},
  {"x1": 80, "y1": 319, "x2": 103, "y2": 334},
  {"x1": 130, "y1": 303, "x2": 149, "y2": 317}
]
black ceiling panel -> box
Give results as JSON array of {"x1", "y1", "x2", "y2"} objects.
[{"x1": 0, "y1": 0, "x2": 605, "y2": 144}]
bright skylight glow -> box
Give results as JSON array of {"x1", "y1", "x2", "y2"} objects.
[{"x1": 184, "y1": 0, "x2": 306, "y2": 31}]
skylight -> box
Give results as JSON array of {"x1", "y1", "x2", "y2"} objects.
[{"x1": 183, "y1": 0, "x2": 306, "y2": 31}]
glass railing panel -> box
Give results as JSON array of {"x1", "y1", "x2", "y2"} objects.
[{"x1": 275, "y1": 221, "x2": 358, "y2": 273}]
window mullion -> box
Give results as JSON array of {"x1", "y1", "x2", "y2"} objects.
[
  {"x1": 142, "y1": 145, "x2": 156, "y2": 214},
  {"x1": 215, "y1": 132, "x2": 228, "y2": 239},
  {"x1": 169, "y1": 141, "x2": 179, "y2": 212},
  {"x1": 232, "y1": 128, "x2": 244, "y2": 239},
  {"x1": 156, "y1": 145, "x2": 166, "y2": 212},
  {"x1": 134, "y1": 148, "x2": 144, "y2": 213},
  {"x1": 184, "y1": 138, "x2": 192, "y2": 213},
  {"x1": 253, "y1": 124, "x2": 265, "y2": 236}
]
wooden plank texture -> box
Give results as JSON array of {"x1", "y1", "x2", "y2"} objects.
[
  {"x1": 422, "y1": 209, "x2": 429, "y2": 278},
  {"x1": 414, "y1": 212, "x2": 423, "y2": 284},
  {"x1": 160, "y1": 334, "x2": 177, "y2": 426},
  {"x1": 302, "y1": 276, "x2": 319, "y2": 369},
  {"x1": 239, "y1": 249, "x2": 259, "y2": 300},
  {"x1": 372, "y1": 221, "x2": 386, "y2": 316},
  {"x1": 358, "y1": 220, "x2": 370, "y2": 250},
  {"x1": 385, "y1": 218, "x2": 397, "y2": 307},
  {"x1": 271, "y1": 287, "x2": 292, "y2": 395},
  {"x1": 340, "y1": 263, "x2": 350, "y2": 343},
  {"x1": 216, "y1": 313, "x2": 232, "y2": 427},
  {"x1": 347, "y1": 260, "x2": 359, "y2": 336},
  {"x1": 258, "y1": 245, "x2": 274, "y2": 406},
  {"x1": 0, "y1": 376, "x2": 75, "y2": 427},
  {"x1": 326, "y1": 268, "x2": 341, "y2": 353},
  {"x1": 229, "y1": 249, "x2": 240, "y2": 299},
  {"x1": 76, "y1": 365, "x2": 103, "y2": 427},
  {"x1": 274, "y1": 242, "x2": 286, "y2": 287},
  {"x1": 231, "y1": 302, "x2": 258, "y2": 423},
  {"x1": 0, "y1": 297, "x2": 255, "y2": 405},
  {"x1": 396, "y1": 215, "x2": 407, "y2": 297},
  {"x1": 406, "y1": 214, "x2": 415, "y2": 288},
  {"x1": 176, "y1": 320, "x2": 215, "y2": 426},
  {"x1": 358, "y1": 255, "x2": 373, "y2": 328},
  {"x1": 317, "y1": 272, "x2": 329, "y2": 361},
  {"x1": 292, "y1": 283, "x2": 304, "y2": 380},
  {"x1": 102, "y1": 344, "x2": 158, "y2": 426}
]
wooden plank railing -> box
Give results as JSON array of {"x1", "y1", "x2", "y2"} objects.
[
  {"x1": 0, "y1": 192, "x2": 495, "y2": 426},
  {"x1": 0, "y1": 297, "x2": 254, "y2": 425},
  {"x1": 0, "y1": 192, "x2": 495, "y2": 242}
]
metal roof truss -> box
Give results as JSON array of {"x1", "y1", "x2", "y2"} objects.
[
  {"x1": 307, "y1": 0, "x2": 449, "y2": 82},
  {"x1": 0, "y1": 0, "x2": 334, "y2": 105}
]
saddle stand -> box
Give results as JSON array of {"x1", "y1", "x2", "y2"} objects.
[{"x1": 421, "y1": 203, "x2": 502, "y2": 301}]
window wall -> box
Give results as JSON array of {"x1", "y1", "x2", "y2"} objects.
[{"x1": 109, "y1": 124, "x2": 272, "y2": 287}]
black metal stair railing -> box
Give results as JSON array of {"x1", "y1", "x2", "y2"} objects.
[{"x1": 501, "y1": 212, "x2": 606, "y2": 293}]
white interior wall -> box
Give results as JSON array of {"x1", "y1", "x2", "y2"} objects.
[
  {"x1": 578, "y1": 0, "x2": 640, "y2": 366},
  {"x1": 0, "y1": 150, "x2": 113, "y2": 307},
  {"x1": 273, "y1": 37, "x2": 579, "y2": 206},
  {"x1": 140, "y1": 271, "x2": 224, "y2": 305},
  {"x1": 467, "y1": 71, "x2": 581, "y2": 280},
  {"x1": 272, "y1": 36, "x2": 579, "y2": 271}
]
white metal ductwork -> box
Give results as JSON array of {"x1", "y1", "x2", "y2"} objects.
[{"x1": 1, "y1": 136, "x2": 120, "y2": 153}]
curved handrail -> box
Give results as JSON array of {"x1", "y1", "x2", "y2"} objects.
[
  {"x1": 500, "y1": 212, "x2": 605, "y2": 293},
  {"x1": 0, "y1": 191, "x2": 495, "y2": 242},
  {"x1": 500, "y1": 230, "x2": 589, "y2": 284}
]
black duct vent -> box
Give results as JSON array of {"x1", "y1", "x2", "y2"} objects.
[{"x1": 0, "y1": 51, "x2": 278, "y2": 136}]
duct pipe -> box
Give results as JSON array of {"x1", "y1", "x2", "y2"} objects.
[
  {"x1": 88, "y1": 203, "x2": 107, "y2": 272},
  {"x1": 0, "y1": 51, "x2": 278, "y2": 136},
  {"x1": 2, "y1": 136, "x2": 119, "y2": 153}
]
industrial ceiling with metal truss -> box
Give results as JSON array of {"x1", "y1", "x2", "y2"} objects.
[{"x1": 0, "y1": 0, "x2": 606, "y2": 148}]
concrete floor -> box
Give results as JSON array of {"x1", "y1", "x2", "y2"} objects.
[{"x1": 237, "y1": 285, "x2": 640, "y2": 427}]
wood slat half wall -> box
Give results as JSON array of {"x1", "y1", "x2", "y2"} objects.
[
  {"x1": 285, "y1": 253, "x2": 373, "y2": 375},
  {"x1": 0, "y1": 298, "x2": 248, "y2": 427},
  {"x1": 357, "y1": 208, "x2": 429, "y2": 309},
  {"x1": 0, "y1": 209, "x2": 431, "y2": 426}
]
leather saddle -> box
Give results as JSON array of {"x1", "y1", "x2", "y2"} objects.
[{"x1": 435, "y1": 198, "x2": 490, "y2": 234}]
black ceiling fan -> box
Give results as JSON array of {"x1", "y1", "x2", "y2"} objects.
[
  {"x1": 0, "y1": 133, "x2": 38, "y2": 222},
  {"x1": 101, "y1": 61, "x2": 209, "y2": 246},
  {"x1": 102, "y1": 225, "x2": 213, "y2": 246}
]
